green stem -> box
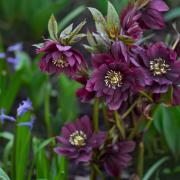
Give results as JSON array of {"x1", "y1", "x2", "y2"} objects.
[
  {"x1": 102, "y1": 102, "x2": 108, "y2": 129},
  {"x1": 93, "y1": 164, "x2": 105, "y2": 180},
  {"x1": 90, "y1": 166, "x2": 97, "y2": 180},
  {"x1": 93, "y1": 97, "x2": 99, "y2": 132},
  {"x1": 128, "y1": 116, "x2": 144, "y2": 140},
  {"x1": 122, "y1": 99, "x2": 139, "y2": 119},
  {"x1": 44, "y1": 79, "x2": 52, "y2": 137},
  {"x1": 114, "y1": 111, "x2": 125, "y2": 139},
  {"x1": 137, "y1": 142, "x2": 144, "y2": 179}
]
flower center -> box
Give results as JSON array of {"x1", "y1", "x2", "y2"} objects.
[
  {"x1": 150, "y1": 57, "x2": 170, "y2": 76},
  {"x1": 104, "y1": 70, "x2": 123, "y2": 89},
  {"x1": 108, "y1": 26, "x2": 119, "y2": 39},
  {"x1": 69, "y1": 130, "x2": 87, "y2": 147},
  {"x1": 52, "y1": 55, "x2": 68, "y2": 68}
]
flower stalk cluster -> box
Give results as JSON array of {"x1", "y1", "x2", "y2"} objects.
[{"x1": 35, "y1": 0, "x2": 180, "y2": 178}]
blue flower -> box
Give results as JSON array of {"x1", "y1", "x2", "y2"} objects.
[
  {"x1": 7, "y1": 43, "x2": 22, "y2": 52},
  {"x1": 0, "y1": 109, "x2": 16, "y2": 124},
  {"x1": 17, "y1": 99, "x2": 33, "y2": 117},
  {"x1": 7, "y1": 56, "x2": 20, "y2": 69},
  {"x1": 0, "y1": 52, "x2": 6, "y2": 58},
  {"x1": 18, "y1": 116, "x2": 35, "y2": 130}
]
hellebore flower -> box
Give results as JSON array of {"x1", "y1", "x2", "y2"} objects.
[
  {"x1": 138, "y1": 0, "x2": 169, "y2": 30},
  {"x1": 18, "y1": 116, "x2": 35, "y2": 130},
  {"x1": 17, "y1": 99, "x2": 33, "y2": 117},
  {"x1": 86, "y1": 52, "x2": 145, "y2": 110},
  {"x1": 0, "y1": 109, "x2": 16, "y2": 124},
  {"x1": 75, "y1": 76, "x2": 95, "y2": 102},
  {"x1": 138, "y1": 42, "x2": 180, "y2": 94},
  {"x1": 36, "y1": 40, "x2": 87, "y2": 77},
  {"x1": 54, "y1": 116, "x2": 106, "y2": 164},
  {"x1": 100, "y1": 141, "x2": 135, "y2": 177},
  {"x1": 120, "y1": 4, "x2": 143, "y2": 40}
]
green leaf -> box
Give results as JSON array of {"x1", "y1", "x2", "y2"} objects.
[
  {"x1": 60, "y1": 24, "x2": 73, "y2": 39},
  {"x1": 107, "y1": 1, "x2": 120, "y2": 33},
  {"x1": 143, "y1": 157, "x2": 169, "y2": 180},
  {"x1": 0, "y1": 168, "x2": 11, "y2": 180},
  {"x1": 165, "y1": 7, "x2": 180, "y2": 21},
  {"x1": 48, "y1": 14, "x2": 58, "y2": 40},
  {"x1": 88, "y1": 7, "x2": 107, "y2": 34},
  {"x1": 153, "y1": 105, "x2": 180, "y2": 158}
]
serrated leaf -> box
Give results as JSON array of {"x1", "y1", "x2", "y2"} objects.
[
  {"x1": 60, "y1": 24, "x2": 73, "y2": 39},
  {"x1": 87, "y1": 31, "x2": 97, "y2": 47},
  {"x1": 83, "y1": 44, "x2": 97, "y2": 53},
  {"x1": 70, "y1": 20, "x2": 86, "y2": 38},
  {"x1": 107, "y1": 2, "x2": 120, "y2": 33},
  {"x1": 32, "y1": 43, "x2": 44, "y2": 49},
  {"x1": 48, "y1": 14, "x2": 58, "y2": 40},
  {"x1": 68, "y1": 33, "x2": 86, "y2": 44},
  {"x1": 88, "y1": 7, "x2": 107, "y2": 34}
]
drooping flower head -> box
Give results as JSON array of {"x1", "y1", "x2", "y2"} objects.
[
  {"x1": 86, "y1": 45, "x2": 145, "y2": 110},
  {"x1": 0, "y1": 109, "x2": 16, "y2": 124},
  {"x1": 17, "y1": 99, "x2": 33, "y2": 117},
  {"x1": 100, "y1": 141, "x2": 135, "y2": 177},
  {"x1": 137, "y1": 0, "x2": 169, "y2": 30},
  {"x1": 138, "y1": 42, "x2": 180, "y2": 94},
  {"x1": 120, "y1": 4, "x2": 143, "y2": 40},
  {"x1": 36, "y1": 40, "x2": 87, "y2": 77},
  {"x1": 18, "y1": 116, "x2": 35, "y2": 130},
  {"x1": 54, "y1": 116, "x2": 106, "y2": 164}
]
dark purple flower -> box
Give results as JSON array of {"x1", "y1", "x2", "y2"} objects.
[
  {"x1": 86, "y1": 52, "x2": 145, "y2": 110},
  {"x1": 100, "y1": 141, "x2": 135, "y2": 177},
  {"x1": 17, "y1": 99, "x2": 33, "y2": 117},
  {"x1": 137, "y1": 42, "x2": 180, "y2": 94},
  {"x1": 18, "y1": 116, "x2": 35, "y2": 130},
  {"x1": 7, "y1": 43, "x2": 23, "y2": 52},
  {"x1": 138, "y1": 0, "x2": 169, "y2": 30},
  {"x1": 75, "y1": 76, "x2": 95, "y2": 102},
  {"x1": 36, "y1": 40, "x2": 87, "y2": 77},
  {"x1": 120, "y1": 4, "x2": 143, "y2": 40},
  {"x1": 54, "y1": 115, "x2": 106, "y2": 164},
  {"x1": 0, "y1": 109, "x2": 16, "y2": 124}
]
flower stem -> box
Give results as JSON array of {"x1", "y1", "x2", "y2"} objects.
[
  {"x1": 137, "y1": 142, "x2": 144, "y2": 179},
  {"x1": 172, "y1": 36, "x2": 180, "y2": 50},
  {"x1": 128, "y1": 116, "x2": 143, "y2": 140},
  {"x1": 93, "y1": 97, "x2": 99, "y2": 132},
  {"x1": 44, "y1": 78, "x2": 52, "y2": 137},
  {"x1": 114, "y1": 111, "x2": 125, "y2": 139},
  {"x1": 122, "y1": 99, "x2": 139, "y2": 119},
  {"x1": 90, "y1": 166, "x2": 97, "y2": 180}
]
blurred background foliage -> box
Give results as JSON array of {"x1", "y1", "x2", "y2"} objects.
[{"x1": 0, "y1": 0, "x2": 180, "y2": 180}]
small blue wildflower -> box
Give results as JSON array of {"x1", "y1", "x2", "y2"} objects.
[
  {"x1": 7, "y1": 56, "x2": 19, "y2": 69},
  {"x1": 18, "y1": 116, "x2": 35, "y2": 130},
  {"x1": 0, "y1": 52, "x2": 6, "y2": 58},
  {"x1": 0, "y1": 109, "x2": 16, "y2": 124},
  {"x1": 17, "y1": 99, "x2": 33, "y2": 117},
  {"x1": 7, "y1": 43, "x2": 22, "y2": 52}
]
